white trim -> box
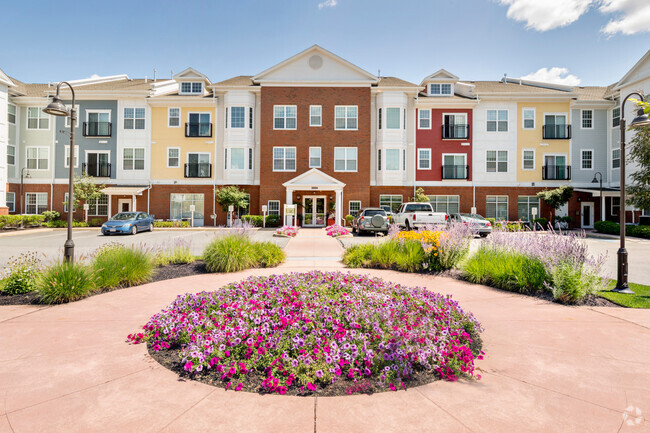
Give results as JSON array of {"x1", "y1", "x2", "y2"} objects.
[
  {"x1": 334, "y1": 105, "x2": 358, "y2": 131},
  {"x1": 309, "y1": 146, "x2": 321, "y2": 168},
  {"x1": 26, "y1": 106, "x2": 51, "y2": 130},
  {"x1": 6, "y1": 192, "x2": 15, "y2": 213},
  {"x1": 417, "y1": 148, "x2": 431, "y2": 170},
  {"x1": 611, "y1": 196, "x2": 620, "y2": 215},
  {"x1": 7, "y1": 103, "x2": 16, "y2": 124},
  {"x1": 228, "y1": 106, "x2": 246, "y2": 129},
  {"x1": 522, "y1": 148, "x2": 535, "y2": 171},
  {"x1": 418, "y1": 109, "x2": 431, "y2": 129},
  {"x1": 612, "y1": 148, "x2": 621, "y2": 170},
  {"x1": 428, "y1": 83, "x2": 453, "y2": 96},
  {"x1": 64, "y1": 105, "x2": 80, "y2": 128},
  {"x1": 85, "y1": 109, "x2": 112, "y2": 122},
  {"x1": 348, "y1": 200, "x2": 361, "y2": 215},
  {"x1": 7, "y1": 144, "x2": 16, "y2": 166},
  {"x1": 486, "y1": 109, "x2": 508, "y2": 132},
  {"x1": 179, "y1": 81, "x2": 204, "y2": 95},
  {"x1": 168, "y1": 107, "x2": 181, "y2": 128},
  {"x1": 267, "y1": 200, "x2": 281, "y2": 216},
  {"x1": 24, "y1": 192, "x2": 48, "y2": 215},
  {"x1": 122, "y1": 147, "x2": 146, "y2": 171},
  {"x1": 273, "y1": 146, "x2": 297, "y2": 172},
  {"x1": 25, "y1": 146, "x2": 49, "y2": 171},
  {"x1": 167, "y1": 147, "x2": 181, "y2": 168},
  {"x1": 580, "y1": 109, "x2": 594, "y2": 130},
  {"x1": 522, "y1": 107, "x2": 535, "y2": 129},
  {"x1": 333, "y1": 147, "x2": 358, "y2": 172},
  {"x1": 383, "y1": 107, "x2": 402, "y2": 130},
  {"x1": 441, "y1": 153, "x2": 467, "y2": 178},
  {"x1": 580, "y1": 149, "x2": 594, "y2": 170},
  {"x1": 486, "y1": 149, "x2": 508, "y2": 173},
  {"x1": 228, "y1": 147, "x2": 246, "y2": 171},
  {"x1": 273, "y1": 105, "x2": 297, "y2": 130},
  {"x1": 302, "y1": 195, "x2": 327, "y2": 227},
  {"x1": 64, "y1": 145, "x2": 79, "y2": 168},
  {"x1": 581, "y1": 202, "x2": 595, "y2": 229},
  {"x1": 383, "y1": 148, "x2": 401, "y2": 171},
  {"x1": 309, "y1": 105, "x2": 322, "y2": 127}
]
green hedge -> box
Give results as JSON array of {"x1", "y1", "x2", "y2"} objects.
[
  {"x1": 45, "y1": 220, "x2": 89, "y2": 228},
  {"x1": 594, "y1": 220, "x2": 650, "y2": 239},
  {"x1": 154, "y1": 220, "x2": 190, "y2": 228},
  {"x1": 242, "y1": 214, "x2": 281, "y2": 227},
  {"x1": 0, "y1": 215, "x2": 45, "y2": 229}
]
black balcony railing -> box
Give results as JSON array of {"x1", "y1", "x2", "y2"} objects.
[
  {"x1": 441, "y1": 165, "x2": 469, "y2": 180},
  {"x1": 442, "y1": 124, "x2": 470, "y2": 139},
  {"x1": 185, "y1": 122, "x2": 212, "y2": 137},
  {"x1": 83, "y1": 122, "x2": 112, "y2": 137},
  {"x1": 542, "y1": 124, "x2": 571, "y2": 139},
  {"x1": 542, "y1": 165, "x2": 571, "y2": 180},
  {"x1": 184, "y1": 163, "x2": 212, "y2": 178},
  {"x1": 82, "y1": 162, "x2": 111, "y2": 177}
]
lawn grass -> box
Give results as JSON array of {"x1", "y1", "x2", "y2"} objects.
[{"x1": 597, "y1": 281, "x2": 650, "y2": 308}]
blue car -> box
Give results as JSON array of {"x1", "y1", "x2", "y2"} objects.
[{"x1": 101, "y1": 212, "x2": 154, "y2": 235}]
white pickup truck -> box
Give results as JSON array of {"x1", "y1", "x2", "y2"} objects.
[{"x1": 393, "y1": 202, "x2": 448, "y2": 230}]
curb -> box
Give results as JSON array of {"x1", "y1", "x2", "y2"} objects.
[{"x1": 0, "y1": 228, "x2": 54, "y2": 237}]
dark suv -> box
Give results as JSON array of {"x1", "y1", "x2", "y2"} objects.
[{"x1": 351, "y1": 208, "x2": 389, "y2": 235}]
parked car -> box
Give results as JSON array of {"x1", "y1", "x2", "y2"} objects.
[
  {"x1": 101, "y1": 212, "x2": 154, "y2": 235},
  {"x1": 449, "y1": 213, "x2": 492, "y2": 237},
  {"x1": 393, "y1": 202, "x2": 448, "y2": 230},
  {"x1": 352, "y1": 208, "x2": 389, "y2": 235}
]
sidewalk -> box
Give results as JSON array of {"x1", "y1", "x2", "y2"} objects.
[{"x1": 279, "y1": 227, "x2": 345, "y2": 268}]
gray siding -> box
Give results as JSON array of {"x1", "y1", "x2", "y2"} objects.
[{"x1": 571, "y1": 108, "x2": 608, "y2": 185}]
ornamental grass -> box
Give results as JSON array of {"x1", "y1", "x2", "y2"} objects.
[
  {"x1": 92, "y1": 243, "x2": 155, "y2": 289},
  {"x1": 37, "y1": 261, "x2": 96, "y2": 304}
]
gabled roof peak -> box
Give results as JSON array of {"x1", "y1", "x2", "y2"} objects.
[
  {"x1": 420, "y1": 69, "x2": 459, "y2": 86},
  {"x1": 173, "y1": 67, "x2": 211, "y2": 84}
]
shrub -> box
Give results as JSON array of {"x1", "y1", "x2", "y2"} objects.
[
  {"x1": 241, "y1": 215, "x2": 264, "y2": 227},
  {"x1": 252, "y1": 242, "x2": 286, "y2": 267},
  {"x1": 0, "y1": 215, "x2": 45, "y2": 229},
  {"x1": 36, "y1": 262, "x2": 96, "y2": 304},
  {"x1": 1, "y1": 252, "x2": 42, "y2": 295},
  {"x1": 532, "y1": 217, "x2": 548, "y2": 228},
  {"x1": 265, "y1": 215, "x2": 281, "y2": 227},
  {"x1": 46, "y1": 220, "x2": 67, "y2": 228},
  {"x1": 203, "y1": 235, "x2": 258, "y2": 273},
  {"x1": 154, "y1": 220, "x2": 191, "y2": 228},
  {"x1": 89, "y1": 218, "x2": 104, "y2": 227},
  {"x1": 549, "y1": 262, "x2": 605, "y2": 304},
  {"x1": 92, "y1": 243, "x2": 154, "y2": 289},
  {"x1": 345, "y1": 214, "x2": 354, "y2": 226},
  {"x1": 41, "y1": 210, "x2": 60, "y2": 222},
  {"x1": 594, "y1": 220, "x2": 650, "y2": 239},
  {"x1": 155, "y1": 239, "x2": 195, "y2": 266}
]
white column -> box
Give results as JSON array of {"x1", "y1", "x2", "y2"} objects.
[
  {"x1": 601, "y1": 194, "x2": 605, "y2": 222},
  {"x1": 108, "y1": 195, "x2": 112, "y2": 218},
  {"x1": 132, "y1": 195, "x2": 137, "y2": 212},
  {"x1": 285, "y1": 187, "x2": 293, "y2": 226},
  {"x1": 335, "y1": 189, "x2": 342, "y2": 226}
]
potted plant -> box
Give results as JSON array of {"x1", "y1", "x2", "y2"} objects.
[{"x1": 327, "y1": 201, "x2": 336, "y2": 226}]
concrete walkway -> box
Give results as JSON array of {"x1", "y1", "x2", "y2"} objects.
[{"x1": 280, "y1": 228, "x2": 345, "y2": 269}]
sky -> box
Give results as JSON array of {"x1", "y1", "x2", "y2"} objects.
[{"x1": 1, "y1": 0, "x2": 649, "y2": 87}]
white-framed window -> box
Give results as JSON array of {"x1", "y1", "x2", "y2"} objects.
[
  {"x1": 273, "y1": 147, "x2": 296, "y2": 171},
  {"x1": 611, "y1": 197, "x2": 620, "y2": 216},
  {"x1": 612, "y1": 107, "x2": 620, "y2": 128},
  {"x1": 8, "y1": 104, "x2": 16, "y2": 124},
  {"x1": 379, "y1": 195, "x2": 402, "y2": 213},
  {"x1": 230, "y1": 147, "x2": 245, "y2": 170},
  {"x1": 167, "y1": 147, "x2": 180, "y2": 168},
  {"x1": 85, "y1": 110, "x2": 111, "y2": 136},
  {"x1": 187, "y1": 112, "x2": 211, "y2": 137},
  {"x1": 522, "y1": 149, "x2": 535, "y2": 170},
  {"x1": 334, "y1": 106, "x2": 358, "y2": 130},
  {"x1": 486, "y1": 150, "x2": 507, "y2": 172},
  {"x1": 168, "y1": 107, "x2": 180, "y2": 127},
  {"x1": 581, "y1": 110, "x2": 593, "y2": 129},
  {"x1": 443, "y1": 113, "x2": 468, "y2": 138},
  {"x1": 27, "y1": 107, "x2": 49, "y2": 130},
  {"x1": 612, "y1": 148, "x2": 620, "y2": 169},
  {"x1": 123, "y1": 148, "x2": 145, "y2": 170},
  {"x1": 522, "y1": 108, "x2": 535, "y2": 129},
  {"x1": 6, "y1": 192, "x2": 15, "y2": 213},
  {"x1": 581, "y1": 149, "x2": 593, "y2": 170},
  {"x1": 310, "y1": 105, "x2": 322, "y2": 127},
  {"x1": 88, "y1": 194, "x2": 108, "y2": 216},
  {"x1": 124, "y1": 107, "x2": 145, "y2": 129},
  {"x1": 348, "y1": 200, "x2": 361, "y2": 215},
  {"x1": 230, "y1": 106, "x2": 245, "y2": 128},
  {"x1": 64, "y1": 145, "x2": 79, "y2": 168},
  {"x1": 64, "y1": 105, "x2": 80, "y2": 128},
  {"x1": 25, "y1": 192, "x2": 47, "y2": 215},
  {"x1": 309, "y1": 147, "x2": 321, "y2": 168},
  {"x1": 428, "y1": 195, "x2": 460, "y2": 214},
  {"x1": 442, "y1": 154, "x2": 467, "y2": 179},
  {"x1": 385, "y1": 148, "x2": 400, "y2": 171},
  {"x1": 486, "y1": 195, "x2": 508, "y2": 220},
  {"x1": 273, "y1": 105, "x2": 297, "y2": 130},
  {"x1": 26, "y1": 147, "x2": 49, "y2": 170},
  {"x1": 429, "y1": 83, "x2": 452, "y2": 96},
  {"x1": 487, "y1": 109, "x2": 508, "y2": 132},
  {"x1": 418, "y1": 109, "x2": 431, "y2": 129},
  {"x1": 7, "y1": 144, "x2": 15, "y2": 166},
  {"x1": 268, "y1": 200, "x2": 280, "y2": 216},
  {"x1": 334, "y1": 147, "x2": 357, "y2": 172},
  {"x1": 180, "y1": 82, "x2": 202, "y2": 94},
  {"x1": 518, "y1": 196, "x2": 540, "y2": 222},
  {"x1": 385, "y1": 107, "x2": 401, "y2": 129},
  {"x1": 63, "y1": 192, "x2": 74, "y2": 213},
  {"x1": 418, "y1": 148, "x2": 431, "y2": 170}
]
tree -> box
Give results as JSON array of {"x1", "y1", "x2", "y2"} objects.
[
  {"x1": 215, "y1": 186, "x2": 249, "y2": 214},
  {"x1": 410, "y1": 187, "x2": 430, "y2": 203},
  {"x1": 537, "y1": 185, "x2": 573, "y2": 222},
  {"x1": 66, "y1": 174, "x2": 105, "y2": 221},
  {"x1": 627, "y1": 125, "x2": 650, "y2": 211}
]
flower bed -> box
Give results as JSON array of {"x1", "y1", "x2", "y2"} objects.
[
  {"x1": 128, "y1": 271, "x2": 483, "y2": 395},
  {"x1": 325, "y1": 224, "x2": 351, "y2": 237},
  {"x1": 275, "y1": 225, "x2": 299, "y2": 237}
]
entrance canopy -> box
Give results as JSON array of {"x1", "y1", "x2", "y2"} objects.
[
  {"x1": 100, "y1": 186, "x2": 149, "y2": 216},
  {"x1": 282, "y1": 169, "x2": 346, "y2": 226}
]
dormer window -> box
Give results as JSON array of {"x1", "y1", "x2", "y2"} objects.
[
  {"x1": 429, "y1": 83, "x2": 452, "y2": 96},
  {"x1": 180, "y1": 82, "x2": 203, "y2": 94}
]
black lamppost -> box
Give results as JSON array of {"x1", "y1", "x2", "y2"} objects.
[
  {"x1": 43, "y1": 82, "x2": 77, "y2": 263},
  {"x1": 613, "y1": 94, "x2": 650, "y2": 294},
  {"x1": 591, "y1": 172, "x2": 603, "y2": 222},
  {"x1": 20, "y1": 167, "x2": 31, "y2": 214}
]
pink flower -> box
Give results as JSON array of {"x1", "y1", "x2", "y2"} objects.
[{"x1": 235, "y1": 383, "x2": 243, "y2": 391}]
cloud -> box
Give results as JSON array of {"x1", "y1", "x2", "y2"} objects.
[
  {"x1": 318, "y1": 0, "x2": 337, "y2": 9},
  {"x1": 520, "y1": 67, "x2": 582, "y2": 86},
  {"x1": 599, "y1": 0, "x2": 650, "y2": 35},
  {"x1": 498, "y1": 0, "x2": 592, "y2": 31}
]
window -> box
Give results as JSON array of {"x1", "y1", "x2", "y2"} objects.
[
  {"x1": 310, "y1": 106, "x2": 322, "y2": 127},
  {"x1": 85, "y1": 152, "x2": 110, "y2": 177},
  {"x1": 168, "y1": 108, "x2": 180, "y2": 127},
  {"x1": 418, "y1": 148, "x2": 431, "y2": 170},
  {"x1": 268, "y1": 200, "x2": 280, "y2": 216},
  {"x1": 8, "y1": 104, "x2": 16, "y2": 124},
  {"x1": 486, "y1": 196, "x2": 508, "y2": 220},
  {"x1": 124, "y1": 107, "x2": 145, "y2": 129},
  {"x1": 6, "y1": 192, "x2": 15, "y2": 213},
  {"x1": 443, "y1": 113, "x2": 468, "y2": 138},
  {"x1": 543, "y1": 155, "x2": 569, "y2": 180},
  {"x1": 543, "y1": 114, "x2": 569, "y2": 139},
  {"x1": 429, "y1": 83, "x2": 452, "y2": 95},
  {"x1": 612, "y1": 149, "x2": 620, "y2": 169},
  {"x1": 25, "y1": 193, "x2": 47, "y2": 215},
  {"x1": 418, "y1": 109, "x2": 431, "y2": 129},
  {"x1": 186, "y1": 153, "x2": 211, "y2": 178},
  {"x1": 612, "y1": 197, "x2": 620, "y2": 216},
  {"x1": 273, "y1": 147, "x2": 296, "y2": 171},
  {"x1": 249, "y1": 107, "x2": 254, "y2": 129},
  {"x1": 428, "y1": 196, "x2": 459, "y2": 214},
  {"x1": 487, "y1": 110, "x2": 508, "y2": 132},
  {"x1": 523, "y1": 149, "x2": 535, "y2": 170},
  {"x1": 334, "y1": 147, "x2": 357, "y2": 172},
  {"x1": 378, "y1": 108, "x2": 382, "y2": 130},
  {"x1": 27, "y1": 107, "x2": 49, "y2": 129},
  {"x1": 123, "y1": 148, "x2": 145, "y2": 170},
  {"x1": 63, "y1": 192, "x2": 74, "y2": 213},
  {"x1": 64, "y1": 146, "x2": 79, "y2": 168},
  {"x1": 581, "y1": 150, "x2": 593, "y2": 169},
  {"x1": 249, "y1": 148, "x2": 253, "y2": 170},
  {"x1": 274, "y1": 105, "x2": 297, "y2": 130},
  {"x1": 309, "y1": 147, "x2": 321, "y2": 168},
  {"x1": 377, "y1": 149, "x2": 382, "y2": 171},
  {"x1": 349, "y1": 200, "x2": 361, "y2": 215},
  {"x1": 187, "y1": 112, "x2": 211, "y2": 137},
  {"x1": 385, "y1": 107, "x2": 401, "y2": 129},
  {"x1": 170, "y1": 194, "x2": 205, "y2": 223},
  {"x1": 180, "y1": 82, "x2": 202, "y2": 94},
  {"x1": 486, "y1": 150, "x2": 507, "y2": 172},
  {"x1": 85, "y1": 111, "x2": 111, "y2": 136},
  {"x1": 230, "y1": 107, "x2": 245, "y2": 128},
  {"x1": 167, "y1": 148, "x2": 180, "y2": 168},
  {"x1": 385, "y1": 149, "x2": 400, "y2": 171},
  {"x1": 7, "y1": 145, "x2": 15, "y2": 166},
  {"x1": 522, "y1": 108, "x2": 535, "y2": 129},
  {"x1": 334, "y1": 106, "x2": 357, "y2": 130},
  {"x1": 581, "y1": 110, "x2": 593, "y2": 129},
  {"x1": 442, "y1": 154, "x2": 467, "y2": 179},
  {"x1": 379, "y1": 195, "x2": 403, "y2": 213},
  {"x1": 612, "y1": 107, "x2": 620, "y2": 128},
  {"x1": 63, "y1": 105, "x2": 80, "y2": 128},
  {"x1": 518, "y1": 196, "x2": 540, "y2": 222},
  {"x1": 403, "y1": 149, "x2": 406, "y2": 170},
  {"x1": 26, "y1": 147, "x2": 48, "y2": 170},
  {"x1": 230, "y1": 148, "x2": 245, "y2": 170},
  {"x1": 88, "y1": 194, "x2": 108, "y2": 216}
]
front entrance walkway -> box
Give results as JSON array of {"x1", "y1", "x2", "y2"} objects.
[{"x1": 280, "y1": 227, "x2": 344, "y2": 268}]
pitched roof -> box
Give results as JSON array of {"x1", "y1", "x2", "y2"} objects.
[
  {"x1": 8, "y1": 77, "x2": 51, "y2": 97},
  {"x1": 376, "y1": 77, "x2": 419, "y2": 88},
  {"x1": 211, "y1": 75, "x2": 256, "y2": 87},
  {"x1": 572, "y1": 86, "x2": 609, "y2": 101},
  {"x1": 471, "y1": 81, "x2": 572, "y2": 94}
]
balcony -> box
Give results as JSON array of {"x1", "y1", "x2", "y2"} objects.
[
  {"x1": 83, "y1": 122, "x2": 112, "y2": 137},
  {"x1": 82, "y1": 162, "x2": 111, "y2": 178},
  {"x1": 184, "y1": 163, "x2": 212, "y2": 178},
  {"x1": 442, "y1": 124, "x2": 470, "y2": 139},
  {"x1": 542, "y1": 124, "x2": 571, "y2": 139},
  {"x1": 441, "y1": 165, "x2": 469, "y2": 180},
  {"x1": 185, "y1": 122, "x2": 212, "y2": 138},
  {"x1": 542, "y1": 165, "x2": 571, "y2": 180}
]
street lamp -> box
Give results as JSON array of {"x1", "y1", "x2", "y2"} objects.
[
  {"x1": 43, "y1": 82, "x2": 77, "y2": 263},
  {"x1": 591, "y1": 172, "x2": 603, "y2": 222},
  {"x1": 20, "y1": 168, "x2": 31, "y2": 214},
  {"x1": 613, "y1": 94, "x2": 650, "y2": 294}
]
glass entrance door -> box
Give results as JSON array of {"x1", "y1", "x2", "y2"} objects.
[{"x1": 303, "y1": 196, "x2": 326, "y2": 227}]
